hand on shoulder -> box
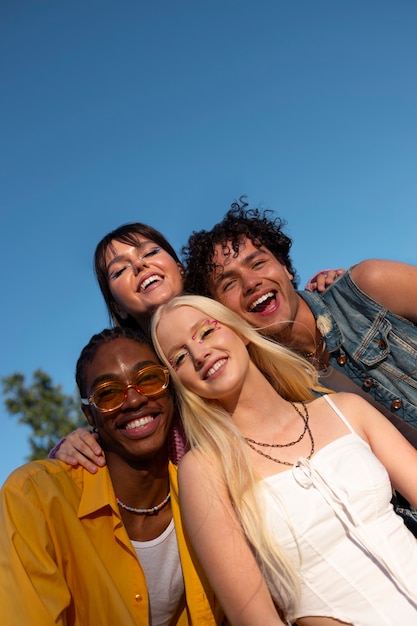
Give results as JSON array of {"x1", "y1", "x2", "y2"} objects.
[{"x1": 52, "y1": 428, "x2": 105, "y2": 474}]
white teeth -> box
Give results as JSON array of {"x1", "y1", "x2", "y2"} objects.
[
  {"x1": 206, "y1": 359, "x2": 227, "y2": 378},
  {"x1": 140, "y1": 275, "x2": 162, "y2": 291},
  {"x1": 249, "y1": 291, "x2": 274, "y2": 311},
  {"x1": 124, "y1": 416, "x2": 154, "y2": 430}
]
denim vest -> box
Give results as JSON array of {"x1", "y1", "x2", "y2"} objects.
[{"x1": 299, "y1": 269, "x2": 417, "y2": 428}]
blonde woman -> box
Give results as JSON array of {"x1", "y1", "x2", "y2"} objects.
[{"x1": 151, "y1": 294, "x2": 417, "y2": 626}]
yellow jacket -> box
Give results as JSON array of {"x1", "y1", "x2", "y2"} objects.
[{"x1": 0, "y1": 459, "x2": 223, "y2": 625}]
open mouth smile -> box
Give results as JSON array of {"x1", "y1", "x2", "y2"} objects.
[
  {"x1": 248, "y1": 291, "x2": 277, "y2": 313},
  {"x1": 123, "y1": 415, "x2": 155, "y2": 429},
  {"x1": 139, "y1": 275, "x2": 163, "y2": 292},
  {"x1": 204, "y1": 358, "x2": 227, "y2": 379}
]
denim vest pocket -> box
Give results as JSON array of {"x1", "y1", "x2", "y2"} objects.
[
  {"x1": 356, "y1": 319, "x2": 391, "y2": 366},
  {"x1": 357, "y1": 319, "x2": 417, "y2": 386}
]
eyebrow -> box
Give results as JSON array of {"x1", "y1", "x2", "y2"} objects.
[
  {"x1": 107, "y1": 240, "x2": 155, "y2": 271},
  {"x1": 212, "y1": 249, "x2": 265, "y2": 289},
  {"x1": 89, "y1": 360, "x2": 158, "y2": 388}
]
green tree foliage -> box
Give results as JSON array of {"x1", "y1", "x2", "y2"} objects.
[{"x1": 2, "y1": 369, "x2": 86, "y2": 461}]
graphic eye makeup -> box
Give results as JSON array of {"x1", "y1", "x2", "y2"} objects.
[
  {"x1": 108, "y1": 265, "x2": 129, "y2": 281},
  {"x1": 142, "y1": 246, "x2": 161, "y2": 259},
  {"x1": 168, "y1": 320, "x2": 220, "y2": 370},
  {"x1": 170, "y1": 345, "x2": 190, "y2": 371},
  {"x1": 192, "y1": 319, "x2": 221, "y2": 343},
  {"x1": 107, "y1": 246, "x2": 160, "y2": 281}
]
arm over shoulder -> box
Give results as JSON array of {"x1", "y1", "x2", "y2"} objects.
[{"x1": 351, "y1": 259, "x2": 417, "y2": 321}]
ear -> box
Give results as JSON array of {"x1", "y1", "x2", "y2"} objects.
[
  {"x1": 177, "y1": 263, "x2": 185, "y2": 278},
  {"x1": 81, "y1": 404, "x2": 96, "y2": 429},
  {"x1": 282, "y1": 264, "x2": 294, "y2": 282}
]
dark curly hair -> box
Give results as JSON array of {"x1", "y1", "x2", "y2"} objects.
[
  {"x1": 182, "y1": 197, "x2": 299, "y2": 296},
  {"x1": 94, "y1": 222, "x2": 183, "y2": 330}
]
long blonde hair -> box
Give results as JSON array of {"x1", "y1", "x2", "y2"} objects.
[{"x1": 151, "y1": 294, "x2": 328, "y2": 620}]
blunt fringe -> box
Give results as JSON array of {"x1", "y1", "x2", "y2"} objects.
[{"x1": 94, "y1": 222, "x2": 182, "y2": 330}]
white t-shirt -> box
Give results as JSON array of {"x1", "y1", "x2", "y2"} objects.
[{"x1": 131, "y1": 518, "x2": 185, "y2": 625}]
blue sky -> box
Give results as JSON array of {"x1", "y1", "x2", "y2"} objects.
[{"x1": 1, "y1": 0, "x2": 416, "y2": 484}]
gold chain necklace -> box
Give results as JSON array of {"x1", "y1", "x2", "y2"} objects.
[
  {"x1": 244, "y1": 402, "x2": 314, "y2": 466},
  {"x1": 116, "y1": 492, "x2": 171, "y2": 515}
]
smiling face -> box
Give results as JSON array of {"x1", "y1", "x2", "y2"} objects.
[
  {"x1": 81, "y1": 337, "x2": 174, "y2": 463},
  {"x1": 105, "y1": 236, "x2": 184, "y2": 327},
  {"x1": 208, "y1": 237, "x2": 300, "y2": 339},
  {"x1": 156, "y1": 305, "x2": 252, "y2": 411}
]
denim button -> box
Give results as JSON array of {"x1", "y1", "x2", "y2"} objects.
[
  {"x1": 363, "y1": 378, "x2": 373, "y2": 389},
  {"x1": 391, "y1": 399, "x2": 402, "y2": 410},
  {"x1": 337, "y1": 354, "x2": 347, "y2": 366}
]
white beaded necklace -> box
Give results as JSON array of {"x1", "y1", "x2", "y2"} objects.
[{"x1": 116, "y1": 492, "x2": 171, "y2": 515}]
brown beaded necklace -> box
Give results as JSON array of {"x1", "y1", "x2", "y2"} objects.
[{"x1": 244, "y1": 401, "x2": 314, "y2": 466}]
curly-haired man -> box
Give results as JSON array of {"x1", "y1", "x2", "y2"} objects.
[{"x1": 183, "y1": 198, "x2": 417, "y2": 446}]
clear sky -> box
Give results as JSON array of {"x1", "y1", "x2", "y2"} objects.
[{"x1": 1, "y1": 0, "x2": 416, "y2": 484}]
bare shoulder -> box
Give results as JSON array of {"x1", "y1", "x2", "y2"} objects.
[
  {"x1": 323, "y1": 391, "x2": 369, "y2": 410},
  {"x1": 351, "y1": 259, "x2": 417, "y2": 318},
  {"x1": 178, "y1": 449, "x2": 232, "y2": 528},
  {"x1": 322, "y1": 391, "x2": 403, "y2": 442},
  {"x1": 351, "y1": 259, "x2": 415, "y2": 289},
  {"x1": 311, "y1": 391, "x2": 366, "y2": 412},
  {"x1": 179, "y1": 448, "x2": 206, "y2": 473},
  {"x1": 317, "y1": 392, "x2": 377, "y2": 433},
  {"x1": 178, "y1": 449, "x2": 201, "y2": 481},
  {"x1": 178, "y1": 448, "x2": 221, "y2": 487}
]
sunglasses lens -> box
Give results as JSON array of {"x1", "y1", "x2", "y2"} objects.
[
  {"x1": 93, "y1": 384, "x2": 125, "y2": 411},
  {"x1": 136, "y1": 367, "x2": 168, "y2": 396},
  {"x1": 89, "y1": 367, "x2": 169, "y2": 411}
]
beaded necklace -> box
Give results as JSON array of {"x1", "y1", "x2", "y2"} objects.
[
  {"x1": 244, "y1": 401, "x2": 314, "y2": 466},
  {"x1": 116, "y1": 492, "x2": 171, "y2": 515}
]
